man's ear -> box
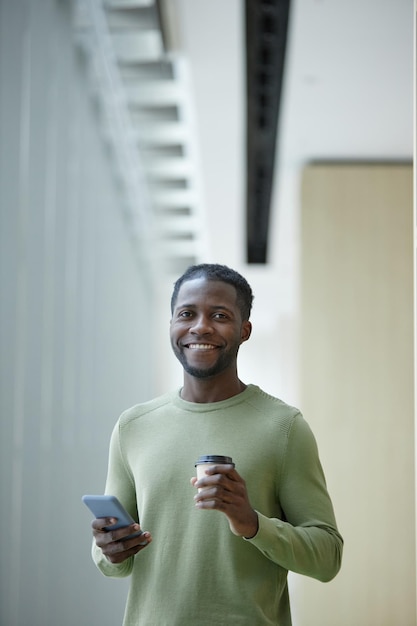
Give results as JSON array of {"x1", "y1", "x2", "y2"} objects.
[{"x1": 240, "y1": 320, "x2": 252, "y2": 343}]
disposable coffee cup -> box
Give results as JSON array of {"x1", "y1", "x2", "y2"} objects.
[{"x1": 195, "y1": 455, "x2": 235, "y2": 491}]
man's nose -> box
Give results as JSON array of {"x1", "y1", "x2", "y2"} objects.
[{"x1": 190, "y1": 315, "x2": 213, "y2": 334}]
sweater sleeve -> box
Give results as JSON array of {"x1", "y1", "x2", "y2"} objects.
[
  {"x1": 246, "y1": 413, "x2": 343, "y2": 582},
  {"x1": 92, "y1": 418, "x2": 137, "y2": 578}
]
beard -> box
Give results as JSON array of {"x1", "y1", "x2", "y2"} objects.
[{"x1": 171, "y1": 344, "x2": 239, "y2": 379}]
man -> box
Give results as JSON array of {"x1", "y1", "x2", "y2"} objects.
[{"x1": 90, "y1": 263, "x2": 343, "y2": 625}]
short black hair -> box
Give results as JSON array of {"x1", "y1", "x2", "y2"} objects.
[{"x1": 170, "y1": 263, "x2": 254, "y2": 321}]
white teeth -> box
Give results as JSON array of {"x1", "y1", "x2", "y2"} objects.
[{"x1": 188, "y1": 344, "x2": 215, "y2": 350}]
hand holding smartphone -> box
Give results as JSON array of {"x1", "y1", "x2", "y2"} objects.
[{"x1": 82, "y1": 494, "x2": 145, "y2": 541}]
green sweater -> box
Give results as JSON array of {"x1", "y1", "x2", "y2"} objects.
[{"x1": 92, "y1": 385, "x2": 343, "y2": 625}]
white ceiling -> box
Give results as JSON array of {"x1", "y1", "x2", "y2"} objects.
[
  {"x1": 79, "y1": 0, "x2": 413, "y2": 283},
  {"x1": 171, "y1": 0, "x2": 413, "y2": 275}
]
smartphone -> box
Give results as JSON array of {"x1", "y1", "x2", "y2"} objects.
[{"x1": 82, "y1": 494, "x2": 144, "y2": 541}]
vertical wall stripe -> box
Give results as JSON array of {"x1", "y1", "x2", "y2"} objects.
[{"x1": 10, "y1": 2, "x2": 32, "y2": 622}]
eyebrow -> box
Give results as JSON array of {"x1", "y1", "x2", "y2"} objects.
[{"x1": 175, "y1": 303, "x2": 235, "y2": 315}]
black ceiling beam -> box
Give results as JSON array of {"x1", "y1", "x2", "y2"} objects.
[{"x1": 245, "y1": 0, "x2": 291, "y2": 263}]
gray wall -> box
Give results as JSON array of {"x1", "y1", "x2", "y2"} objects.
[{"x1": 0, "y1": 1, "x2": 154, "y2": 624}]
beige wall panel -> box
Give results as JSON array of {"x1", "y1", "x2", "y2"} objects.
[{"x1": 296, "y1": 164, "x2": 415, "y2": 626}]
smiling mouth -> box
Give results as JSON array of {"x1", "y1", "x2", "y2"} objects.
[{"x1": 186, "y1": 343, "x2": 218, "y2": 350}]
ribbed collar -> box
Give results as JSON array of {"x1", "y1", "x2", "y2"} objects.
[{"x1": 171, "y1": 384, "x2": 259, "y2": 413}]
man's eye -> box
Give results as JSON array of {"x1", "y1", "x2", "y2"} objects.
[
  {"x1": 179, "y1": 311, "x2": 192, "y2": 318},
  {"x1": 213, "y1": 313, "x2": 227, "y2": 319}
]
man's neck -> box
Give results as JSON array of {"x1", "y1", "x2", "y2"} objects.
[{"x1": 180, "y1": 375, "x2": 247, "y2": 404}]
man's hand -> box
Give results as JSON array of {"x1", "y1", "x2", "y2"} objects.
[
  {"x1": 92, "y1": 518, "x2": 152, "y2": 564},
  {"x1": 191, "y1": 464, "x2": 259, "y2": 538}
]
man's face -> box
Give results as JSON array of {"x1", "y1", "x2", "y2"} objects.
[{"x1": 170, "y1": 278, "x2": 251, "y2": 380}]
